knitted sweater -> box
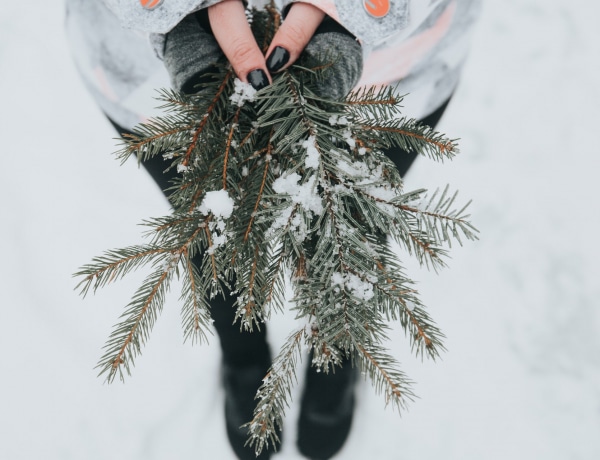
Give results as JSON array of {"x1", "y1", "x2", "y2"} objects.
[{"x1": 65, "y1": 0, "x2": 481, "y2": 130}]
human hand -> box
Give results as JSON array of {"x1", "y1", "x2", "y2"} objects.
[
  {"x1": 163, "y1": 0, "x2": 362, "y2": 99},
  {"x1": 209, "y1": 0, "x2": 325, "y2": 90}
]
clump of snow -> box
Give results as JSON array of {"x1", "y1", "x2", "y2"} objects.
[
  {"x1": 206, "y1": 234, "x2": 226, "y2": 255},
  {"x1": 335, "y1": 155, "x2": 371, "y2": 179},
  {"x1": 269, "y1": 172, "x2": 324, "y2": 241},
  {"x1": 302, "y1": 135, "x2": 320, "y2": 169},
  {"x1": 362, "y1": 185, "x2": 396, "y2": 201},
  {"x1": 198, "y1": 189, "x2": 235, "y2": 218},
  {"x1": 161, "y1": 252, "x2": 180, "y2": 272},
  {"x1": 331, "y1": 272, "x2": 345, "y2": 286},
  {"x1": 230, "y1": 78, "x2": 257, "y2": 106},
  {"x1": 272, "y1": 172, "x2": 323, "y2": 215},
  {"x1": 329, "y1": 114, "x2": 349, "y2": 126},
  {"x1": 198, "y1": 190, "x2": 235, "y2": 255},
  {"x1": 341, "y1": 129, "x2": 356, "y2": 149},
  {"x1": 363, "y1": 184, "x2": 398, "y2": 215},
  {"x1": 331, "y1": 271, "x2": 375, "y2": 301},
  {"x1": 269, "y1": 206, "x2": 294, "y2": 235},
  {"x1": 404, "y1": 300, "x2": 416, "y2": 312},
  {"x1": 328, "y1": 114, "x2": 354, "y2": 146},
  {"x1": 198, "y1": 190, "x2": 234, "y2": 254},
  {"x1": 341, "y1": 162, "x2": 401, "y2": 214}
]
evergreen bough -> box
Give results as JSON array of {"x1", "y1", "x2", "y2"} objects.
[{"x1": 75, "y1": 6, "x2": 478, "y2": 454}]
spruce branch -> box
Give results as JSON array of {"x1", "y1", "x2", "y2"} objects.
[
  {"x1": 75, "y1": 245, "x2": 170, "y2": 297},
  {"x1": 356, "y1": 343, "x2": 415, "y2": 410},
  {"x1": 96, "y1": 262, "x2": 176, "y2": 382},
  {"x1": 180, "y1": 250, "x2": 213, "y2": 345},
  {"x1": 75, "y1": 5, "x2": 478, "y2": 454},
  {"x1": 360, "y1": 119, "x2": 459, "y2": 162},
  {"x1": 394, "y1": 185, "x2": 478, "y2": 247},
  {"x1": 245, "y1": 328, "x2": 304, "y2": 455}
]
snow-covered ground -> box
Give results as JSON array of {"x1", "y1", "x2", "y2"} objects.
[{"x1": 1, "y1": 1, "x2": 599, "y2": 459}]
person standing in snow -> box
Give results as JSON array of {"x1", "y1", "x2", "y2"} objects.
[{"x1": 66, "y1": 1, "x2": 480, "y2": 458}]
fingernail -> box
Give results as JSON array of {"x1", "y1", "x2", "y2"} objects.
[
  {"x1": 266, "y1": 46, "x2": 290, "y2": 73},
  {"x1": 247, "y1": 69, "x2": 269, "y2": 91}
]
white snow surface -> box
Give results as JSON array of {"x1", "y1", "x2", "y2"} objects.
[{"x1": 1, "y1": 1, "x2": 599, "y2": 459}]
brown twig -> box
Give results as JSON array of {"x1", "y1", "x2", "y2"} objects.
[
  {"x1": 182, "y1": 70, "x2": 233, "y2": 167},
  {"x1": 223, "y1": 108, "x2": 241, "y2": 190}
]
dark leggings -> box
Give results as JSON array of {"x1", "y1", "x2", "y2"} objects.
[{"x1": 108, "y1": 97, "x2": 451, "y2": 365}]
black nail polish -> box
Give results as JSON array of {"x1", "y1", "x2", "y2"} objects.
[
  {"x1": 266, "y1": 46, "x2": 290, "y2": 73},
  {"x1": 247, "y1": 69, "x2": 269, "y2": 91}
]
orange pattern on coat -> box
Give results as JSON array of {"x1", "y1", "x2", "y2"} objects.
[
  {"x1": 140, "y1": 0, "x2": 163, "y2": 10},
  {"x1": 363, "y1": 0, "x2": 390, "y2": 18}
]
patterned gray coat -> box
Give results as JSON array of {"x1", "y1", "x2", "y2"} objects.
[{"x1": 65, "y1": 0, "x2": 481, "y2": 130}]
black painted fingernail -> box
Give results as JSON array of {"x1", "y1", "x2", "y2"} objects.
[
  {"x1": 247, "y1": 69, "x2": 269, "y2": 91},
  {"x1": 266, "y1": 46, "x2": 290, "y2": 73}
]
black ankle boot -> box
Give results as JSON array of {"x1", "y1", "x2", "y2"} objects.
[
  {"x1": 297, "y1": 360, "x2": 358, "y2": 459},
  {"x1": 222, "y1": 359, "x2": 276, "y2": 460}
]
